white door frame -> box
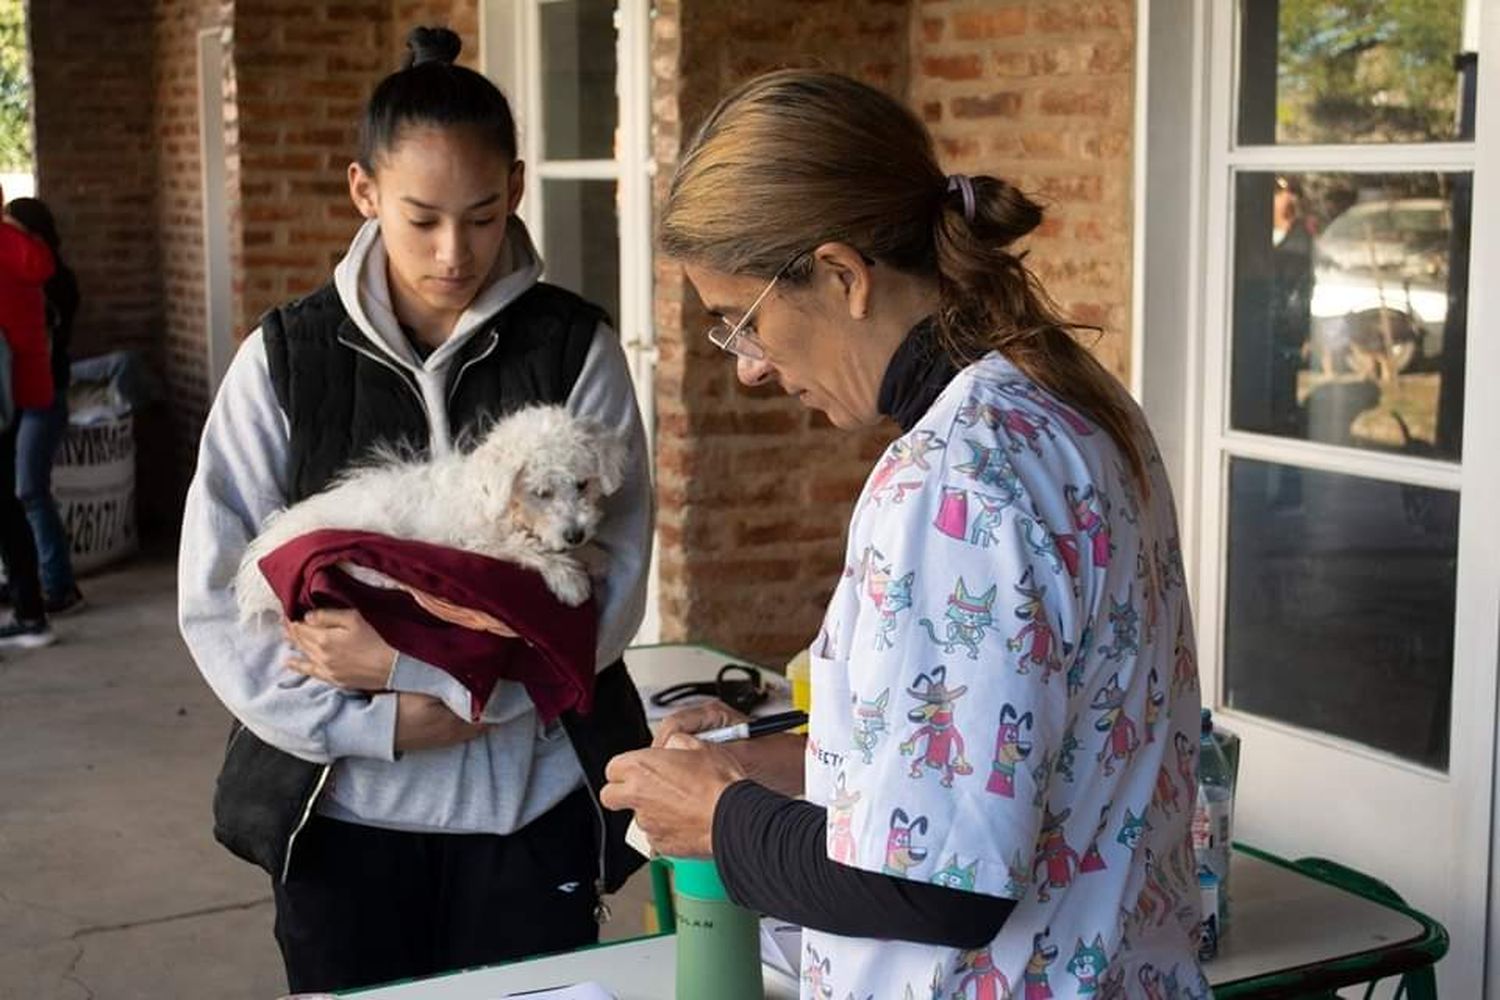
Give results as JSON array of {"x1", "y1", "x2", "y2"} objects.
[
  {"x1": 482, "y1": 0, "x2": 661, "y2": 644},
  {"x1": 197, "y1": 27, "x2": 235, "y2": 394},
  {"x1": 1134, "y1": 2, "x2": 1500, "y2": 994}
]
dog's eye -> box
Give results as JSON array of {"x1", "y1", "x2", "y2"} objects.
[
  {"x1": 533, "y1": 487, "x2": 554, "y2": 500},
  {"x1": 574, "y1": 479, "x2": 588, "y2": 493}
]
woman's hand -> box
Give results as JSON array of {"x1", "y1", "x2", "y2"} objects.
[
  {"x1": 601, "y1": 735, "x2": 749, "y2": 857},
  {"x1": 721, "y1": 732, "x2": 806, "y2": 798},
  {"x1": 652, "y1": 698, "x2": 749, "y2": 748},
  {"x1": 653, "y1": 700, "x2": 805, "y2": 796},
  {"x1": 394, "y1": 692, "x2": 487, "y2": 752},
  {"x1": 284, "y1": 608, "x2": 396, "y2": 691}
]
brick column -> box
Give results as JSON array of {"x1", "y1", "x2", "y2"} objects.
[
  {"x1": 912, "y1": 0, "x2": 1137, "y2": 380},
  {"x1": 652, "y1": 0, "x2": 913, "y2": 663}
]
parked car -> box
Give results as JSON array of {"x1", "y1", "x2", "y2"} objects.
[{"x1": 1308, "y1": 197, "x2": 1451, "y2": 376}]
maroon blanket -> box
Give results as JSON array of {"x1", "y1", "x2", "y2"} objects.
[{"x1": 258, "y1": 529, "x2": 598, "y2": 722}]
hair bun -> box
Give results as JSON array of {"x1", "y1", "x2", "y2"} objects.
[
  {"x1": 972, "y1": 175, "x2": 1043, "y2": 247},
  {"x1": 405, "y1": 26, "x2": 462, "y2": 69}
]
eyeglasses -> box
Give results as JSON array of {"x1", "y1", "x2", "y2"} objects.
[{"x1": 704, "y1": 252, "x2": 805, "y2": 361}]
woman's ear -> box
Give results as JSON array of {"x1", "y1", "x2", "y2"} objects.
[
  {"x1": 811, "y1": 241, "x2": 873, "y2": 321},
  {"x1": 349, "y1": 162, "x2": 379, "y2": 220},
  {"x1": 506, "y1": 160, "x2": 527, "y2": 216}
]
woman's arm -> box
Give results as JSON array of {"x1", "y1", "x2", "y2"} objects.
[
  {"x1": 179, "y1": 330, "x2": 404, "y2": 763},
  {"x1": 713, "y1": 780, "x2": 1014, "y2": 948},
  {"x1": 565, "y1": 322, "x2": 654, "y2": 668}
]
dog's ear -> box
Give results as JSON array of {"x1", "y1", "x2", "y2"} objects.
[{"x1": 588, "y1": 424, "x2": 630, "y2": 496}]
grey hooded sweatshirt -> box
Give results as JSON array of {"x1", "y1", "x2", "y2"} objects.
[{"x1": 178, "y1": 217, "x2": 653, "y2": 835}]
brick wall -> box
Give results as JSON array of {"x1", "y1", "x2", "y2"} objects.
[
  {"x1": 912, "y1": 0, "x2": 1136, "y2": 379},
  {"x1": 31, "y1": 0, "x2": 234, "y2": 538},
  {"x1": 652, "y1": 0, "x2": 913, "y2": 663},
  {"x1": 233, "y1": 2, "x2": 385, "y2": 332},
  {"x1": 391, "y1": 0, "x2": 480, "y2": 68},
  {"x1": 233, "y1": 3, "x2": 480, "y2": 335},
  {"x1": 30, "y1": 3, "x2": 161, "y2": 364}
]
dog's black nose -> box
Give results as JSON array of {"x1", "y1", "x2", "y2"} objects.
[{"x1": 564, "y1": 527, "x2": 585, "y2": 547}]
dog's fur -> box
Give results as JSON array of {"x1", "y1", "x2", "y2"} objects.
[{"x1": 235, "y1": 405, "x2": 627, "y2": 621}]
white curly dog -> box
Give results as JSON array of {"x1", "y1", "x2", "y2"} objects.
[{"x1": 235, "y1": 404, "x2": 627, "y2": 621}]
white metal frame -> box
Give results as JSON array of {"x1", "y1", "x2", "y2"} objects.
[
  {"x1": 482, "y1": 0, "x2": 661, "y2": 644},
  {"x1": 1136, "y1": 2, "x2": 1500, "y2": 994},
  {"x1": 197, "y1": 28, "x2": 235, "y2": 394}
]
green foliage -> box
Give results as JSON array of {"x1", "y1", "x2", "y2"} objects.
[
  {"x1": 0, "y1": 0, "x2": 30, "y2": 172},
  {"x1": 1276, "y1": 0, "x2": 1466, "y2": 143}
]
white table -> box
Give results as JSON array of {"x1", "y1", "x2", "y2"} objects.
[
  {"x1": 623, "y1": 643, "x2": 794, "y2": 723},
  {"x1": 346, "y1": 852, "x2": 1432, "y2": 999},
  {"x1": 344, "y1": 935, "x2": 798, "y2": 999},
  {"x1": 340, "y1": 646, "x2": 1441, "y2": 999}
]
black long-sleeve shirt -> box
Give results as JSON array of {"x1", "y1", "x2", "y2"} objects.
[{"x1": 712, "y1": 780, "x2": 1014, "y2": 949}]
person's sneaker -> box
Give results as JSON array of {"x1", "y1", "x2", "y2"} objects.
[
  {"x1": 44, "y1": 587, "x2": 85, "y2": 617},
  {"x1": 0, "y1": 616, "x2": 55, "y2": 649}
]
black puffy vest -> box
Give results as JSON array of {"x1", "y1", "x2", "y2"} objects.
[
  {"x1": 261, "y1": 280, "x2": 602, "y2": 501},
  {"x1": 212, "y1": 280, "x2": 650, "y2": 894}
]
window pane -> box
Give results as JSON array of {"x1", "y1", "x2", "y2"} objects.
[
  {"x1": 1229, "y1": 171, "x2": 1471, "y2": 461},
  {"x1": 543, "y1": 179, "x2": 619, "y2": 322},
  {"x1": 541, "y1": 0, "x2": 618, "y2": 160},
  {"x1": 1238, "y1": 0, "x2": 1477, "y2": 145},
  {"x1": 1224, "y1": 458, "x2": 1458, "y2": 770}
]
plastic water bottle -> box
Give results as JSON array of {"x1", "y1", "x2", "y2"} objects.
[{"x1": 1193, "y1": 708, "x2": 1234, "y2": 953}]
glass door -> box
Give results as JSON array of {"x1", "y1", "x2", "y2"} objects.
[
  {"x1": 1193, "y1": 2, "x2": 1496, "y2": 991},
  {"x1": 482, "y1": 0, "x2": 660, "y2": 642}
]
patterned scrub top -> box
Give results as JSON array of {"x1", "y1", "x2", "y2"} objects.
[{"x1": 802, "y1": 353, "x2": 1210, "y2": 1000}]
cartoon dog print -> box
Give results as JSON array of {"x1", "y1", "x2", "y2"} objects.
[
  {"x1": 1033, "y1": 808, "x2": 1080, "y2": 903},
  {"x1": 828, "y1": 772, "x2": 862, "y2": 865},
  {"x1": 883, "y1": 807, "x2": 930, "y2": 877},
  {"x1": 870, "y1": 431, "x2": 945, "y2": 505},
  {"x1": 1007, "y1": 567, "x2": 1068, "y2": 682},
  {"x1": 1091, "y1": 673, "x2": 1140, "y2": 777},
  {"x1": 954, "y1": 946, "x2": 1012, "y2": 1000},
  {"x1": 986, "y1": 703, "x2": 1034, "y2": 797},
  {"x1": 858, "y1": 545, "x2": 914, "y2": 651},
  {"x1": 803, "y1": 944, "x2": 834, "y2": 999},
  {"x1": 1023, "y1": 928, "x2": 1059, "y2": 1000},
  {"x1": 900, "y1": 667, "x2": 975, "y2": 786}
]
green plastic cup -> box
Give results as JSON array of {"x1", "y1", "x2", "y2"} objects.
[{"x1": 663, "y1": 856, "x2": 764, "y2": 1000}]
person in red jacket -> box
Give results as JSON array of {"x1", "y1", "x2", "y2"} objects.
[{"x1": 0, "y1": 184, "x2": 57, "y2": 647}]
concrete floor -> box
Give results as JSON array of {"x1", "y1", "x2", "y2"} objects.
[{"x1": 0, "y1": 556, "x2": 653, "y2": 1000}]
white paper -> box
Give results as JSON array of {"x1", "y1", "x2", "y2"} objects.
[
  {"x1": 624, "y1": 817, "x2": 653, "y2": 858},
  {"x1": 759, "y1": 919, "x2": 801, "y2": 980}
]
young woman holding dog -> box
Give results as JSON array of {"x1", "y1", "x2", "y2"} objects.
[
  {"x1": 179, "y1": 27, "x2": 653, "y2": 993},
  {"x1": 600, "y1": 71, "x2": 1209, "y2": 999}
]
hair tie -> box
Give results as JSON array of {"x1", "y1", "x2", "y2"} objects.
[{"x1": 946, "y1": 174, "x2": 976, "y2": 224}]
